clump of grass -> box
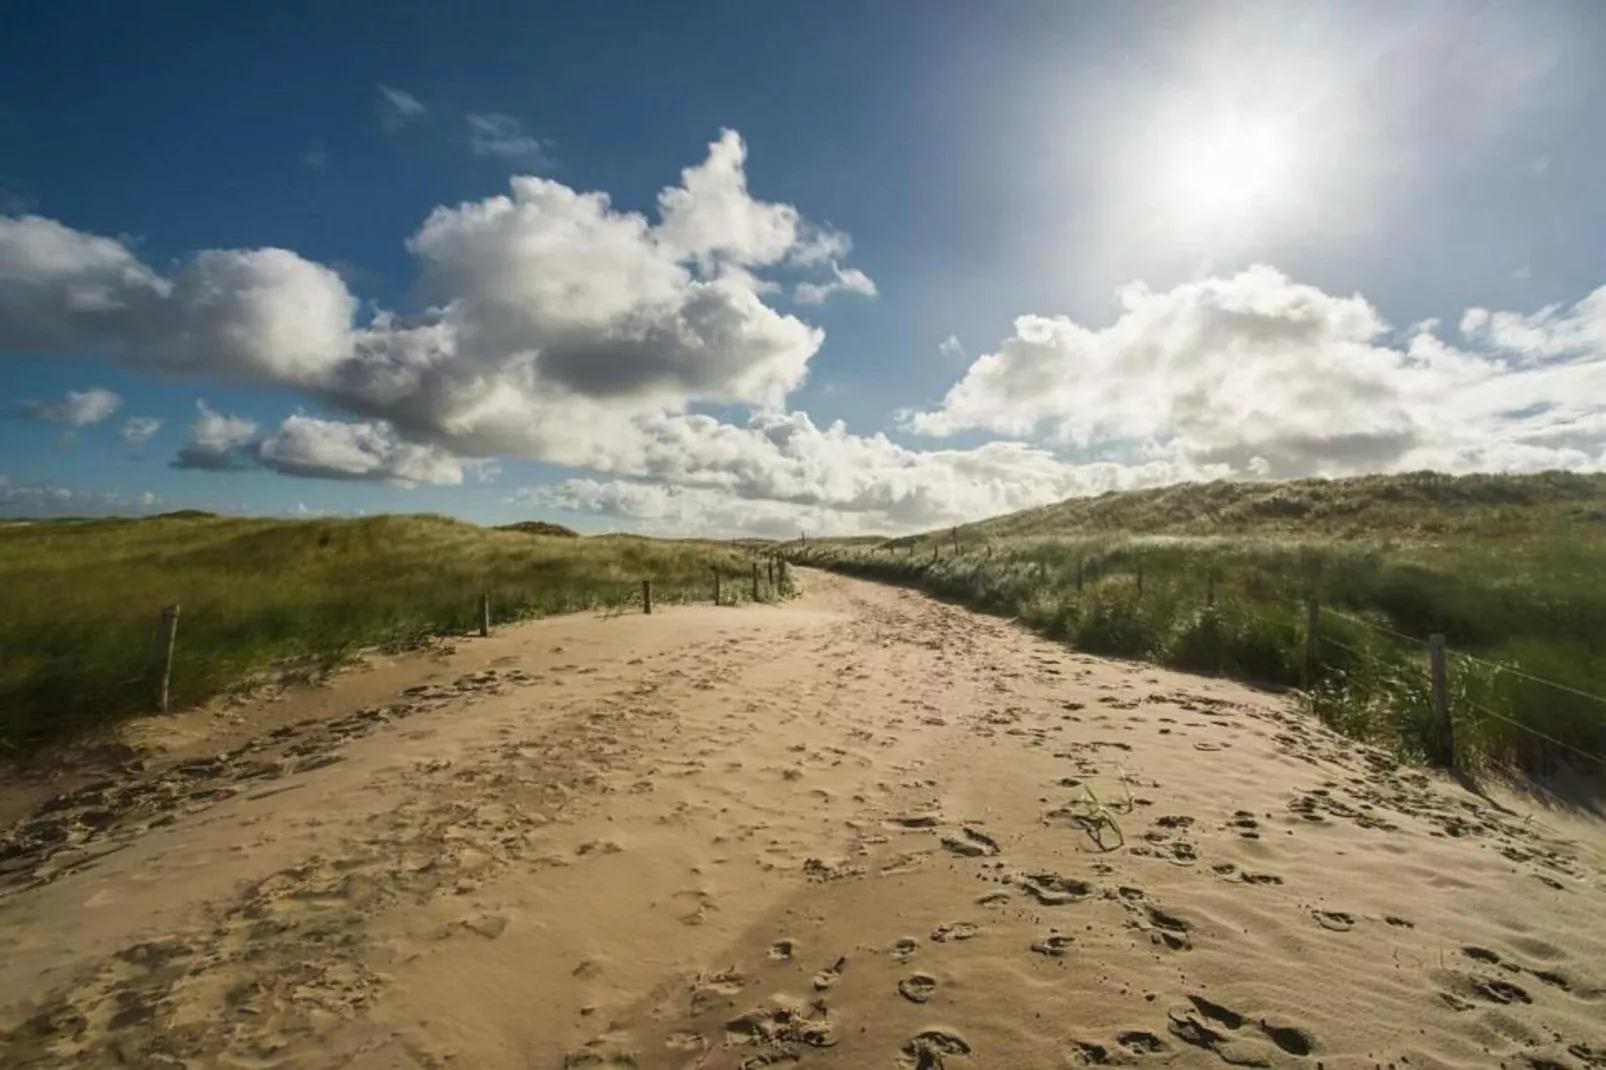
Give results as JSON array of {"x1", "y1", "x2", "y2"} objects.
[{"x1": 0, "y1": 514, "x2": 785, "y2": 749}]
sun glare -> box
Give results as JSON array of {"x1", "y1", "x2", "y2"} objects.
[{"x1": 1170, "y1": 119, "x2": 1290, "y2": 221}]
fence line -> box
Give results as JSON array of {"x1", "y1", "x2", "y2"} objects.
[
  {"x1": 786, "y1": 546, "x2": 1602, "y2": 771},
  {"x1": 144, "y1": 551, "x2": 796, "y2": 715}
]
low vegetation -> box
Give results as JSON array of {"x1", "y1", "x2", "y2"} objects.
[
  {"x1": 788, "y1": 472, "x2": 1606, "y2": 776},
  {"x1": 0, "y1": 513, "x2": 785, "y2": 749}
]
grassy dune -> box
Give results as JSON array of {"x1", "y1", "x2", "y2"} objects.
[
  {"x1": 0, "y1": 513, "x2": 785, "y2": 749},
  {"x1": 789, "y1": 472, "x2": 1606, "y2": 774}
]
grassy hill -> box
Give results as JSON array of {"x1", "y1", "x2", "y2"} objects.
[
  {"x1": 880, "y1": 471, "x2": 1606, "y2": 544},
  {"x1": 788, "y1": 471, "x2": 1606, "y2": 776},
  {"x1": 0, "y1": 513, "x2": 783, "y2": 749}
]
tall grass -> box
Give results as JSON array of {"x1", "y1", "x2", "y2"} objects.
[
  {"x1": 0, "y1": 514, "x2": 785, "y2": 748},
  {"x1": 787, "y1": 534, "x2": 1606, "y2": 774}
]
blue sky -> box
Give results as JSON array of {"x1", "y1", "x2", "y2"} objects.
[{"x1": 3, "y1": 0, "x2": 1605, "y2": 534}]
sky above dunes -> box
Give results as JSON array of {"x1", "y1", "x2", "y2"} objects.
[{"x1": 3, "y1": 0, "x2": 1605, "y2": 534}]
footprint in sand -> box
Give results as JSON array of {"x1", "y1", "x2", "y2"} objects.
[
  {"x1": 889, "y1": 937, "x2": 921, "y2": 963},
  {"x1": 768, "y1": 938, "x2": 797, "y2": 961},
  {"x1": 812, "y1": 956, "x2": 847, "y2": 990},
  {"x1": 1313, "y1": 909, "x2": 1355, "y2": 932},
  {"x1": 898, "y1": 972, "x2": 938, "y2": 1003},
  {"x1": 1030, "y1": 934, "x2": 1074, "y2": 957},
  {"x1": 931, "y1": 921, "x2": 981, "y2": 943},
  {"x1": 900, "y1": 1029, "x2": 971, "y2": 1068},
  {"x1": 1017, "y1": 871, "x2": 1094, "y2": 905},
  {"x1": 1145, "y1": 906, "x2": 1192, "y2": 950},
  {"x1": 940, "y1": 826, "x2": 1001, "y2": 858}
]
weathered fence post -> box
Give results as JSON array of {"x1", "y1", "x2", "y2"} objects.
[
  {"x1": 1076, "y1": 558, "x2": 1084, "y2": 592},
  {"x1": 951, "y1": 527, "x2": 960, "y2": 555},
  {"x1": 642, "y1": 579, "x2": 653, "y2": 615},
  {"x1": 713, "y1": 568, "x2": 722, "y2": 606},
  {"x1": 1205, "y1": 572, "x2": 1215, "y2": 608},
  {"x1": 479, "y1": 592, "x2": 491, "y2": 637},
  {"x1": 1303, "y1": 596, "x2": 1319, "y2": 688},
  {"x1": 752, "y1": 562, "x2": 760, "y2": 602},
  {"x1": 932, "y1": 543, "x2": 939, "y2": 563},
  {"x1": 768, "y1": 557, "x2": 775, "y2": 588},
  {"x1": 157, "y1": 603, "x2": 180, "y2": 713},
  {"x1": 1136, "y1": 560, "x2": 1144, "y2": 598},
  {"x1": 1429, "y1": 634, "x2": 1453, "y2": 766}
]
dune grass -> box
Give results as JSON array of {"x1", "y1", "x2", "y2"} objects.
[
  {"x1": 788, "y1": 472, "x2": 1606, "y2": 775},
  {"x1": 0, "y1": 513, "x2": 788, "y2": 749}
]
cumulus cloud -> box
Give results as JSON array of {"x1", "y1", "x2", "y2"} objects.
[
  {"x1": 255, "y1": 414, "x2": 472, "y2": 485},
  {"x1": 171, "y1": 401, "x2": 259, "y2": 471},
  {"x1": 464, "y1": 113, "x2": 549, "y2": 163},
  {"x1": 794, "y1": 262, "x2": 878, "y2": 305},
  {"x1": 0, "y1": 130, "x2": 865, "y2": 464},
  {"x1": 378, "y1": 84, "x2": 426, "y2": 129},
  {"x1": 905, "y1": 265, "x2": 1606, "y2": 480},
  {"x1": 512, "y1": 408, "x2": 1226, "y2": 535},
  {"x1": 12, "y1": 386, "x2": 121, "y2": 425}
]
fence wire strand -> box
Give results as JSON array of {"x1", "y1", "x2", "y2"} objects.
[
  {"x1": 1312, "y1": 604, "x2": 1432, "y2": 650},
  {"x1": 1459, "y1": 697, "x2": 1606, "y2": 767}
]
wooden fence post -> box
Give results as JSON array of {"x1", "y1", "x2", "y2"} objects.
[
  {"x1": 479, "y1": 592, "x2": 491, "y2": 637},
  {"x1": 157, "y1": 603, "x2": 180, "y2": 713},
  {"x1": 713, "y1": 569, "x2": 722, "y2": 606},
  {"x1": 1076, "y1": 558, "x2": 1084, "y2": 592},
  {"x1": 1206, "y1": 572, "x2": 1215, "y2": 608},
  {"x1": 1429, "y1": 634, "x2": 1453, "y2": 766},
  {"x1": 932, "y1": 543, "x2": 939, "y2": 563},
  {"x1": 642, "y1": 579, "x2": 653, "y2": 615},
  {"x1": 951, "y1": 527, "x2": 960, "y2": 555},
  {"x1": 1136, "y1": 560, "x2": 1144, "y2": 598},
  {"x1": 1303, "y1": 596, "x2": 1319, "y2": 688},
  {"x1": 751, "y1": 562, "x2": 760, "y2": 602},
  {"x1": 768, "y1": 557, "x2": 775, "y2": 588}
]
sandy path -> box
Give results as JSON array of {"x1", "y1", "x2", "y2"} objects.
[{"x1": 2, "y1": 570, "x2": 1604, "y2": 1069}]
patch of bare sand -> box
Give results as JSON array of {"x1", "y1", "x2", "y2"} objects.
[{"x1": 2, "y1": 571, "x2": 1604, "y2": 1069}]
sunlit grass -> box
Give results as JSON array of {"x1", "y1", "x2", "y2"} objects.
[{"x1": 0, "y1": 513, "x2": 785, "y2": 748}]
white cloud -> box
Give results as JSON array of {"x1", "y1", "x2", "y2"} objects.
[
  {"x1": 120, "y1": 416, "x2": 163, "y2": 447},
  {"x1": 904, "y1": 265, "x2": 1606, "y2": 481},
  {"x1": 938, "y1": 335, "x2": 964, "y2": 359},
  {"x1": 465, "y1": 113, "x2": 549, "y2": 162},
  {"x1": 13, "y1": 386, "x2": 122, "y2": 425},
  {"x1": 256, "y1": 414, "x2": 470, "y2": 485},
  {"x1": 512, "y1": 408, "x2": 1225, "y2": 535},
  {"x1": 0, "y1": 132, "x2": 867, "y2": 466},
  {"x1": 0, "y1": 475, "x2": 161, "y2": 517},
  {"x1": 378, "y1": 84, "x2": 427, "y2": 129},
  {"x1": 172, "y1": 400, "x2": 259, "y2": 471},
  {"x1": 794, "y1": 262, "x2": 878, "y2": 305}
]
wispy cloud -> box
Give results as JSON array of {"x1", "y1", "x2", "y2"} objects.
[
  {"x1": 0, "y1": 474, "x2": 159, "y2": 517},
  {"x1": 120, "y1": 416, "x2": 163, "y2": 450},
  {"x1": 465, "y1": 113, "x2": 550, "y2": 163},
  {"x1": 11, "y1": 387, "x2": 122, "y2": 426},
  {"x1": 378, "y1": 84, "x2": 427, "y2": 130}
]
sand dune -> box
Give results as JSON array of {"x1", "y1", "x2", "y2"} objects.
[{"x1": 2, "y1": 570, "x2": 1604, "y2": 1069}]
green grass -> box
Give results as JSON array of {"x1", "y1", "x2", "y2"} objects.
[
  {"x1": 786, "y1": 472, "x2": 1606, "y2": 776},
  {"x1": 0, "y1": 513, "x2": 792, "y2": 749}
]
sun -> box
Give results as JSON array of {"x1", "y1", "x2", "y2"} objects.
[{"x1": 1169, "y1": 119, "x2": 1290, "y2": 221}]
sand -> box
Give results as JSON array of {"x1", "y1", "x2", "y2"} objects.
[{"x1": 2, "y1": 569, "x2": 1604, "y2": 1069}]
